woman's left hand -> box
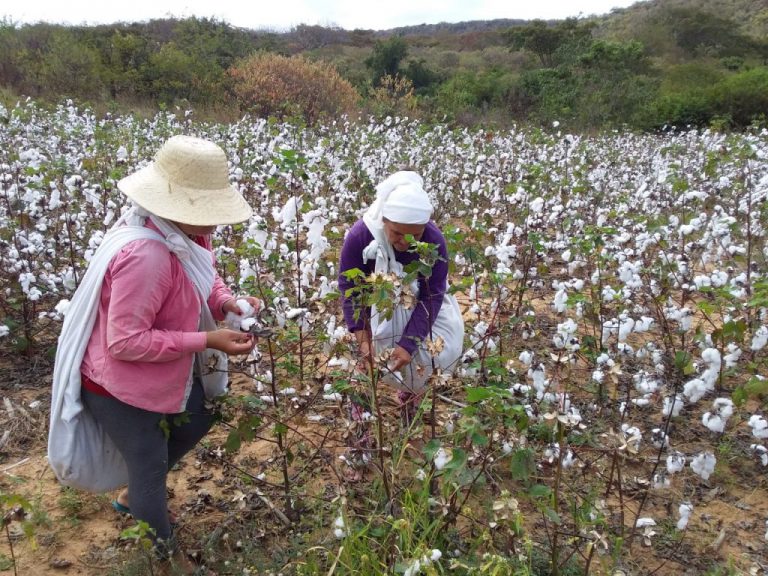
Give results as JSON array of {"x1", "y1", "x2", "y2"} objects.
[
  {"x1": 223, "y1": 296, "x2": 262, "y2": 316},
  {"x1": 389, "y1": 346, "x2": 412, "y2": 371}
]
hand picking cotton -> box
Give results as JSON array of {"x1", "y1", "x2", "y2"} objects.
[{"x1": 225, "y1": 298, "x2": 258, "y2": 332}]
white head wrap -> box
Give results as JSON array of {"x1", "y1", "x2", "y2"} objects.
[{"x1": 364, "y1": 171, "x2": 433, "y2": 227}]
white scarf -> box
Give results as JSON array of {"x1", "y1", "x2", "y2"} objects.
[
  {"x1": 362, "y1": 172, "x2": 427, "y2": 272},
  {"x1": 48, "y1": 205, "x2": 227, "y2": 491}
]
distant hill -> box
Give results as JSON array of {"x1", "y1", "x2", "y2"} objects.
[{"x1": 596, "y1": 0, "x2": 768, "y2": 38}]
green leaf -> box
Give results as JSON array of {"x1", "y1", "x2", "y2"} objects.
[
  {"x1": 466, "y1": 387, "x2": 494, "y2": 402},
  {"x1": 510, "y1": 448, "x2": 535, "y2": 481},
  {"x1": 444, "y1": 448, "x2": 467, "y2": 473},
  {"x1": 470, "y1": 431, "x2": 489, "y2": 447},
  {"x1": 544, "y1": 508, "x2": 562, "y2": 524},
  {"x1": 529, "y1": 484, "x2": 552, "y2": 499},
  {"x1": 225, "y1": 431, "x2": 242, "y2": 453},
  {"x1": 422, "y1": 439, "x2": 441, "y2": 460}
]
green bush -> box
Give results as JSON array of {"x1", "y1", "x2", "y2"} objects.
[{"x1": 710, "y1": 67, "x2": 768, "y2": 127}]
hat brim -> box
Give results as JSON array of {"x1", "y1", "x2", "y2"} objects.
[{"x1": 117, "y1": 163, "x2": 253, "y2": 226}]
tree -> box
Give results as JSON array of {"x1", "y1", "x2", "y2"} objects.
[
  {"x1": 661, "y1": 8, "x2": 757, "y2": 59},
  {"x1": 365, "y1": 36, "x2": 407, "y2": 85},
  {"x1": 402, "y1": 58, "x2": 442, "y2": 94},
  {"x1": 505, "y1": 18, "x2": 593, "y2": 68},
  {"x1": 229, "y1": 52, "x2": 360, "y2": 124}
]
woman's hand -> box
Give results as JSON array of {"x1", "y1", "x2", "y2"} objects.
[
  {"x1": 223, "y1": 296, "x2": 262, "y2": 316},
  {"x1": 389, "y1": 346, "x2": 412, "y2": 371},
  {"x1": 206, "y1": 329, "x2": 255, "y2": 355}
]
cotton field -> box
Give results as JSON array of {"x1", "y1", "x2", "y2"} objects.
[{"x1": 2, "y1": 99, "x2": 768, "y2": 574}]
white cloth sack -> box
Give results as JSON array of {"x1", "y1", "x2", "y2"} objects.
[
  {"x1": 362, "y1": 181, "x2": 463, "y2": 392},
  {"x1": 48, "y1": 207, "x2": 227, "y2": 492}
]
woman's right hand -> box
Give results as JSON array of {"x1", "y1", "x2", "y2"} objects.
[{"x1": 206, "y1": 329, "x2": 255, "y2": 355}]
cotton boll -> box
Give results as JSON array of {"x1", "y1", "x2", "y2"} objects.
[
  {"x1": 434, "y1": 448, "x2": 452, "y2": 470},
  {"x1": 634, "y1": 316, "x2": 654, "y2": 332},
  {"x1": 553, "y1": 288, "x2": 568, "y2": 313},
  {"x1": 677, "y1": 503, "x2": 693, "y2": 530},
  {"x1": 518, "y1": 350, "x2": 533, "y2": 367},
  {"x1": 224, "y1": 298, "x2": 256, "y2": 331},
  {"x1": 633, "y1": 372, "x2": 658, "y2": 395},
  {"x1": 54, "y1": 299, "x2": 71, "y2": 318},
  {"x1": 750, "y1": 444, "x2": 768, "y2": 466},
  {"x1": 333, "y1": 514, "x2": 347, "y2": 538},
  {"x1": 663, "y1": 394, "x2": 684, "y2": 417},
  {"x1": 618, "y1": 316, "x2": 635, "y2": 342},
  {"x1": 712, "y1": 397, "x2": 733, "y2": 419},
  {"x1": 666, "y1": 451, "x2": 686, "y2": 474},
  {"x1": 702, "y1": 412, "x2": 726, "y2": 433},
  {"x1": 683, "y1": 378, "x2": 710, "y2": 404},
  {"x1": 636, "y1": 518, "x2": 656, "y2": 528},
  {"x1": 651, "y1": 428, "x2": 668, "y2": 448},
  {"x1": 723, "y1": 343, "x2": 742, "y2": 368},
  {"x1": 621, "y1": 424, "x2": 642, "y2": 453},
  {"x1": 652, "y1": 472, "x2": 670, "y2": 489},
  {"x1": 285, "y1": 307, "x2": 308, "y2": 320},
  {"x1": 748, "y1": 415, "x2": 768, "y2": 439},
  {"x1": 543, "y1": 443, "x2": 560, "y2": 463},
  {"x1": 751, "y1": 326, "x2": 768, "y2": 351},
  {"x1": 690, "y1": 452, "x2": 716, "y2": 480}
]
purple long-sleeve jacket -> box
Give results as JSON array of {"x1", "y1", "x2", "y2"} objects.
[{"x1": 338, "y1": 219, "x2": 449, "y2": 355}]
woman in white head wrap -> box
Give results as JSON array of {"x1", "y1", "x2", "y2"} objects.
[{"x1": 338, "y1": 171, "x2": 464, "y2": 473}]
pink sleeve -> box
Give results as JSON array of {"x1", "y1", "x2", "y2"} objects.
[
  {"x1": 208, "y1": 272, "x2": 234, "y2": 322},
  {"x1": 198, "y1": 234, "x2": 234, "y2": 321},
  {"x1": 106, "y1": 241, "x2": 207, "y2": 362}
]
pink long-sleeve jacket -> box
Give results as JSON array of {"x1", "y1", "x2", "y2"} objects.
[{"x1": 80, "y1": 221, "x2": 233, "y2": 413}]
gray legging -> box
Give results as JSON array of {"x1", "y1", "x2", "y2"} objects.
[{"x1": 82, "y1": 378, "x2": 213, "y2": 551}]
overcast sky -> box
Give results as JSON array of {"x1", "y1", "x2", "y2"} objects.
[{"x1": 4, "y1": 0, "x2": 642, "y2": 31}]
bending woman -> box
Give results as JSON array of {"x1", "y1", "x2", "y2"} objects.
[{"x1": 338, "y1": 171, "x2": 464, "y2": 432}]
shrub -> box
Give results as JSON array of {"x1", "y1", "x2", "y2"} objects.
[{"x1": 229, "y1": 52, "x2": 360, "y2": 124}]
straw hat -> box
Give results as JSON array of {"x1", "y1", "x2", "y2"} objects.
[{"x1": 117, "y1": 135, "x2": 252, "y2": 226}]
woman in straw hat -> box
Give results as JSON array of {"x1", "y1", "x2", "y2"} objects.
[
  {"x1": 337, "y1": 170, "x2": 464, "y2": 479},
  {"x1": 49, "y1": 135, "x2": 256, "y2": 573}
]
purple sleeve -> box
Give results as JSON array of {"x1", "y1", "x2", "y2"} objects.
[
  {"x1": 338, "y1": 220, "x2": 374, "y2": 332},
  {"x1": 398, "y1": 226, "x2": 449, "y2": 355}
]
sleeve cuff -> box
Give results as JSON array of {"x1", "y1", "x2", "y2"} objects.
[
  {"x1": 398, "y1": 336, "x2": 418, "y2": 356},
  {"x1": 183, "y1": 332, "x2": 208, "y2": 353}
]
